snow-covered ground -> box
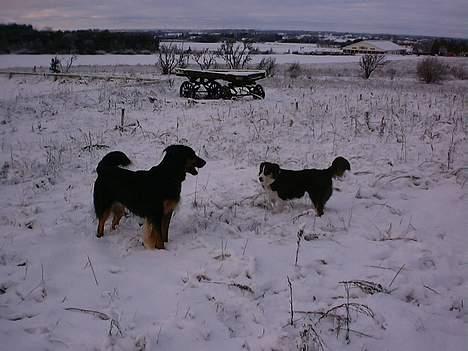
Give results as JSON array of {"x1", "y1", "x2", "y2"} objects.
[
  {"x1": 0, "y1": 58, "x2": 467, "y2": 351},
  {"x1": 0, "y1": 42, "x2": 343, "y2": 69}
]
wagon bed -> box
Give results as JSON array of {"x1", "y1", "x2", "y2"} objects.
[{"x1": 175, "y1": 68, "x2": 266, "y2": 100}]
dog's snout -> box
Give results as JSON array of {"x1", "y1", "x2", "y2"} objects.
[
  {"x1": 259, "y1": 177, "x2": 263, "y2": 182},
  {"x1": 197, "y1": 157, "x2": 206, "y2": 168}
]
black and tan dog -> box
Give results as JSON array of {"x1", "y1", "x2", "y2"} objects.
[
  {"x1": 93, "y1": 145, "x2": 206, "y2": 249},
  {"x1": 258, "y1": 157, "x2": 350, "y2": 216}
]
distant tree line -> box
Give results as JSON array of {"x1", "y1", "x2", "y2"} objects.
[
  {"x1": 413, "y1": 38, "x2": 468, "y2": 56},
  {"x1": 175, "y1": 30, "x2": 282, "y2": 43},
  {"x1": 0, "y1": 24, "x2": 159, "y2": 54},
  {"x1": 2, "y1": 24, "x2": 466, "y2": 56},
  {"x1": 428, "y1": 38, "x2": 468, "y2": 56}
]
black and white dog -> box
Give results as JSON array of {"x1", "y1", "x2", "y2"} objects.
[{"x1": 258, "y1": 157, "x2": 351, "y2": 216}]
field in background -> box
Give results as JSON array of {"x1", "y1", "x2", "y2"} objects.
[{"x1": 0, "y1": 48, "x2": 420, "y2": 69}]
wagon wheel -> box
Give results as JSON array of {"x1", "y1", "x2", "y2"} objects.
[
  {"x1": 206, "y1": 80, "x2": 222, "y2": 99},
  {"x1": 220, "y1": 86, "x2": 233, "y2": 100},
  {"x1": 252, "y1": 84, "x2": 265, "y2": 99},
  {"x1": 250, "y1": 84, "x2": 265, "y2": 99},
  {"x1": 180, "y1": 81, "x2": 194, "y2": 98}
]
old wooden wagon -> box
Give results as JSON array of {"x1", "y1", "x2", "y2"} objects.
[{"x1": 175, "y1": 68, "x2": 266, "y2": 100}]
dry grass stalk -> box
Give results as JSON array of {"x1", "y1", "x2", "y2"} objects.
[
  {"x1": 388, "y1": 264, "x2": 406, "y2": 288},
  {"x1": 297, "y1": 321, "x2": 326, "y2": 351},
  {"x1": 87, "y1": 255, "x2": 99, "y2": 286},
  {"x1": 65, "y1": 307, "x2": 110, "y2": 320},
  {"x1": 295, "y1": 228, "x2": 304, "y2": 266},
  {"x1": 339, "y1": 280, "x2": 388, "y2": 295},
  {"x1": 201, "y1": 280, "x2": 254, "y2": 294},
  {"x1": 287, "y1": 276, "x2": 294, "y2": 326}
]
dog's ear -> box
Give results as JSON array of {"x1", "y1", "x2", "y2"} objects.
[
  {"x1": 164, "y1": 144, "x2": 189, "y2": 155},
  {"x1": 271, "y1": 163, "x2": 280, "y2": 177},
  {"x1": 164, "y1": 145, "x2": 199, "y2": 161},
  {"x1": 259, "y1": 162, "x2": 266, "y2": 174},
  {"x1": 163, "y1": 145, "x2": 177, "y2": 159}
]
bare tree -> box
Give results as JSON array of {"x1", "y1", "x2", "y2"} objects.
[
  {"x1": 192, "y1": 48, "x2": 217, "y2": 70},
  {"x1": 217, "y1": 40, "x2": 253, "y2": 69},
  {"x1": 62, "y1": 55, "x2": 77, "y2": 73},
  {"x1": 449, "y1": 64, "x2": 466, "y2": 80},
  {"x1": 416, "y1": 57, "x2": 446, "y2": 83},
  {"x1": 287, "y1": 62, "x2": 302, "y2": 79},
  {"x1": 177, "y1": 44, "x2": 190, "y2": 69},
  {"x1": 256, "y1": 57, "x2": 277, "y2": 77},
  {"x1": 157, "y1": 42, "x2": 189, "y2": 75},
  {"x1": 359, "y1": 54, "x2": 386, "y2": 79}
]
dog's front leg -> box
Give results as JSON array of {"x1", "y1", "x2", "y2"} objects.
[
  {"x1": 309, "y1": 193, "x2": 325, "y2": 217},
  {"x1": 143, "y1": 219, "x2": 165, "y2": 249},
  {"x1": 272, "y1": 200, "x2": 285, "y2": 213},
  {"x1": 270, "y1": 193, "x2": 285, "y2": 213},
  {"x1": 162, "y1": 200, "x2": 178, "y2": 243},
  {"x1": 161, "y1": 211, "x2": 173, "y2": 243}
]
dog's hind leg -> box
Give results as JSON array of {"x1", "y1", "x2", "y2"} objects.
[
  {"x1": 97, "y1": 208, "x2": 112, "y2": 237},
  {"x1": 143, "y1": 219, "x2": 165, "y2": 250},
  {"x1": 111, "y1": 203, "x2": 125, "y2": 230}
]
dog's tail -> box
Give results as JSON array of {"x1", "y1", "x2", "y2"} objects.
[{"x1": 96, "y1": 151, "x2": 132, "y2": 175}]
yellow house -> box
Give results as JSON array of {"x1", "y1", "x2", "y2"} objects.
[{"x1": 343, "y1": 40, "x2": 406, "y2": 55}]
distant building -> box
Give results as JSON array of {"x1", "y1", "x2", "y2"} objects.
[{"x1": 342, "y1": 40, "x2": 406, "y2": 55}]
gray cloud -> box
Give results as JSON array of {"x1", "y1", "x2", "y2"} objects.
[{"x1": 1, "y1": 0, "x2": 466, "y2": 38}]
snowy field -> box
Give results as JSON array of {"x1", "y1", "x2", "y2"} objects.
[
  {"x1": 0, "y1": 52, "x2": 420, "y2": 70},
  {"x1": 163, "y1": 42, "x2": 343, "y2": 55},
  {"x1": 0, "y1": 57, "x2": 467, "y2": 351}
]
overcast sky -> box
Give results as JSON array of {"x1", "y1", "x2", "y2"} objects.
[{"x1": 1, "y1": 0, "x2": 466, "y2": 38}]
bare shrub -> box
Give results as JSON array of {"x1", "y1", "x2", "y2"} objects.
[
  {"x1": 416, "y1": 57, "x2": 446, "y2": 83},
  {"x1": 217, "y1": 40, "x2": 253, "y2": 69},
  {"x1": 157, "y1": 42, "x2": 189, "y2": 75},
  {"x1": 386, "y1": 67, "x2": 397, "y2": 80},
  {"x1": 49, "y1": 56, "x2": 61, "y2": 73},
  {"x1": 287, "y1": 62, "x2": 302, "y2": 79},
  {"x1": 317, "y1": 282, "x2": 377, "y2": 344},
  {"x1": 192, "y1": 48, "x2": 217, "y2": 70},
  {"x1": 449, "y1": 64, "x2": 466, "y2": 80},
  {"x1": 256, "y1": 57, "x2": 277, "y2": 77},
  {"x1": 49, "y1": 55, "x2": 77, "y2": 73},
  {"x1": 359, "y1": 54, "x2": 386, "y2": 79}
]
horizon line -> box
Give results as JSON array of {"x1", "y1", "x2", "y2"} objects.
[{"x1": 3, "y1": 22, "x2": 467, "y2": 40}]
